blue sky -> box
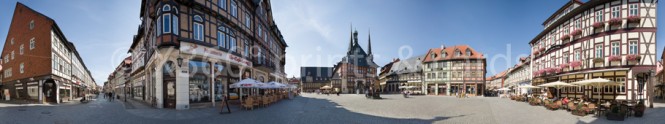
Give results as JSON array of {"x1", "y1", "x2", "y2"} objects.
[{"x1": 0, "y1": 0, "x2": 662, "y2": 86}]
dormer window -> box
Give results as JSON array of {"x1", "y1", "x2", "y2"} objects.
[
  {"x1": 430, "y1": 53, "x2": 436, "y2": 59},
  {"x1": 466, "y1": 49, "x2": 472, "y2": 56},
  {"x1": 455, "y1": 50, "x2": 462, "y2": 57}
]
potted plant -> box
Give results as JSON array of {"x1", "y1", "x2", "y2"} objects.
[
  {"x1": 561, "y1": 35, "x2": 570, "y2": 41},
  {"x1": 573, "y1": 103, "x2": 587, "y2": 116},
  {"x1": 634, "y1": 100, "x2": 646, "y2": 117},
  {"x1": 627, "y1": 16, "x2": 641, "y2": 23},
  {"x1": 627, "y1": 54, "x2": 641, "y2": 61},
  {"x1": 571, "y1": 29, "x2": 582, "y2": 36},
  {"x1": 608, "y1": 55, "x2": 622, "y2": 62},
  {"x1": 592, "y1": 22, "x2": 605, "y2": 29},
  {"x1": 608, "y1": 18, "x2": 622, "y2": 26},
  {"x1": 606, "y1": 104, "x2": 626, "y2": 121}
]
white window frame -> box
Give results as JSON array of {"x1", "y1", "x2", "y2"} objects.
[
  {"x1": 629, "y1": 4, "x2": 639, "y2": 16},
  {"x1": 595, "y1": 45, "x2": 603, "y2": 58},
  {"x1": 29, "y1": 20, "x2": 34, "y2": 30},
  {"x1": 244, "y1": 11, "x2": 251, "y2": 28},
  {"x1": 629, "y1": 40, "x2": 638, "y2": 54},
  {"x1": 611, "y1": 42, "x2": 620, "y2": 55},
  {"x1": 595, "y1": 10, "x2": 604, "y2": 22},
  {"x1": 163, "y1": 13, "x2": 171, "y2": 34},
  {"x1": 30, "y1": 38, "x2": 35, "y2": 50},
  {"x1": 193, "y1": 15, "x2": 204, "y2": 41},
  {"x1": 219, "y1": 0, "x2": 227, "y2": 10},
  {"x1": 19, "y1": 63, "x2": 24, "y2": 74},
  {"x1": 231, "y1": 0, "x2": 238, "y2": 18},
  {"x1": 611, "y1": 6, "x2": 620, "y2": 19},
  {"x1": 19, "y1": 44, "x2": 24, "y2": 55}
]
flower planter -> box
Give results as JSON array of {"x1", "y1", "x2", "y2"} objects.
[
  {"x1": 559, "y1": 63, "x2": 569, "y2": 68},
  {"x1": 539, "y1": 47, "x2": 545, "y2": 52},
  {"x1": 560, "y1": 35, "x2": 570, "y2": 41},
  {"x1": 627, "y1": 16, "x2": 641, "y2": 23},
  {"x1": 626, "y1": 54, "x2": 641, "y2": 61},
  {"x1": 608, "y1": 18, "x2": 622, "y2": 26},
  {"x1": 570, "y1": 61, "x2": 582, "y2": 68},
  {"x1": 608, "y1": 55, "x2": 622, "y2": 62},
  {"x1": 570, "y1": 29, "x2": 582, "y2": 36},
  {"x1": 592, "y1": 22, "x2": 605, "y2": 29},
  {"x1": 593, "y1": 58, "x2": 605, "y2": 63}
]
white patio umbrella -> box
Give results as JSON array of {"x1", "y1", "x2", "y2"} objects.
[
  {"x1": 267, "y1": 81, "x2": 288, "y2": 89},
  {"x1": 320, "y1": 85, "x2": 332, "y2": 90},
  {"x1": 571, "y1": 78, "x2": 622, "y2": 102},
  {"x1": 497, "y1": 87, "x2": 512, "y2": 98},
  {"x1": 230, "y1": 78, "x2": 262, "y2": 102},
  {"x1": 518, "y1": 85, "x2": 541, "y2": 95},
  {"x1": 538, "y1": 81, "x2": 575, "y2": 98},
  {"x1": 398, "y1": 86, "x2": 416, "y2": 89}
]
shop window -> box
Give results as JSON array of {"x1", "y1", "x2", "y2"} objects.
[{"x1": 189, "y1": 60, "x2": 211, "y2": 103}]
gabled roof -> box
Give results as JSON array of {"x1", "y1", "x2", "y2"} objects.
[
  {"x1": 541, "y1": 0, "x2": 584, "y2": 26},
  {"x1": 389, "y1": 55, "x2": 425, "y2": 75},
  {"x1": 422, "y1": 45, "x2": 485, "y2": 62}
]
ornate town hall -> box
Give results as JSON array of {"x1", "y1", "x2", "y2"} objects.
[{"x1": 331, "y1": 28, "x2": 379, "y2": 94}]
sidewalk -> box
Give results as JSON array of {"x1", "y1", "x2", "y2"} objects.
[{"x1": 0, "y1": 94, "x2": 97, "y2": 107}]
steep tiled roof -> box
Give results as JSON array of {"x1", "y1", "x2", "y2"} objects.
[
  {"x1": 422, "y1": 45, "x2": 485, "y2": 62},
  {"x1": 389, "y1": 55, "x2": 425, "y2": 75}
]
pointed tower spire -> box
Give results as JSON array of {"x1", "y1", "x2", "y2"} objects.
[
  {"x1": 368, "y1": 29, "x2": 372, "y2": 55},
  {"x1": 348, "y1": 23, "x2": 353, "y2": 53}
]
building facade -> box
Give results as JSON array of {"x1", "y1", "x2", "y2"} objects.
[
  {"x1": 287, "y1": 76, "x2": 300, "y2": 89},
  {"x1": 504, "y1": 57, "x2": 532, "y2": 95},
  {"x1": 330, "y1": 29, "x2": 379, "y2": 94},
  {"x1": 136, "y1": 0, "x2": 288, "y2": 109},
  {"x1": 380, "y1": 56, "x2": 424, "y2": 94},
  {"x1": 422, "y1": 45, "x2": 487, "y2": 96},
  {"x1": 1, "y1": 3, "x2": 96, "y2": 103},
  {"x1": 530, "y1": 0, "x2": 657, "y2": 105},
  {"x1": 487, "y1": 69, "x2": 509, "y2": 91},
  {"x1": 300, "y1": 67, "x2": 332, "y2": 92}
]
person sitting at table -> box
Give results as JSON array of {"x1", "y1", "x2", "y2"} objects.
[{"x1": 562, "y1": 97, "x2": 569, "y2": 105}]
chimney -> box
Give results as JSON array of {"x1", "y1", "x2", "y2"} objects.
[{"x1": 441, "y1": 45, "x2": 446, "y2": 49}]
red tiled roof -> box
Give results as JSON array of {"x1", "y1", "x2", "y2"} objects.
[{"x1": 422, "y1": 45, "x2": 484, "y2": 62}]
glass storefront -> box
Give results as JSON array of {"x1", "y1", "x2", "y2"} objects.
[
  {"x1": 214, "y1": 64, "x2": 224, "y2": 101},
  {"x1": 189, "y1": 60, "x2": 211, "y2": 103}
]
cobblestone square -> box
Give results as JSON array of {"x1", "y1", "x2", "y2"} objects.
[{"x1": 1, "y1": 94, "x2": 664, "y2": 124}]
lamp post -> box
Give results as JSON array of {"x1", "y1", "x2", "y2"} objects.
[{"x1": 649, "y1": 70, "x2": 654, "y2": 108}]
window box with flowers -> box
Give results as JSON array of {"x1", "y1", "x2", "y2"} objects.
[
  {"x1": 570, "y1": 29, "x2": 582, "y2": 37},
  {"x1": 592, "y1": 22, "x2": 605, "y2": 29},
  {"x1": 626, "y1": 54, "x2": 640, "y2": 61},
  {"x1": 560, "y1": 35, "x2": 570, "y2": 41},
  {"x1": 533, "y1": 50, "x2": 540, "y2": 55},
  {"x1": 608, "y1": 55, "x2": 622, "y2": 62},
  {"x1": 593, "y1": 58, "x2": 605, "y2": 63},
  {"x1": 539, "y1": 47, "x2": 545, "y2": 52},
  {"x1": 560, "y1": 63, "x2": 570, "y2": 71},
  {"x1": 608, "y1": 18, "x2": 622, "y2": 26},
  {"x1": 570, "y1": 61, "x2": 583, "y2": 69},
  {"x1": 627, "y1": 16, "x2": 641, "y2": 23}
]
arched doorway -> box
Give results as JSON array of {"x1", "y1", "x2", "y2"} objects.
[
  {"x1": 43, "y1": 79, "x2": 57, "y2": 103},
  {"x1": 163, "y1": 61, "x2": 177, "y2": 108}
]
